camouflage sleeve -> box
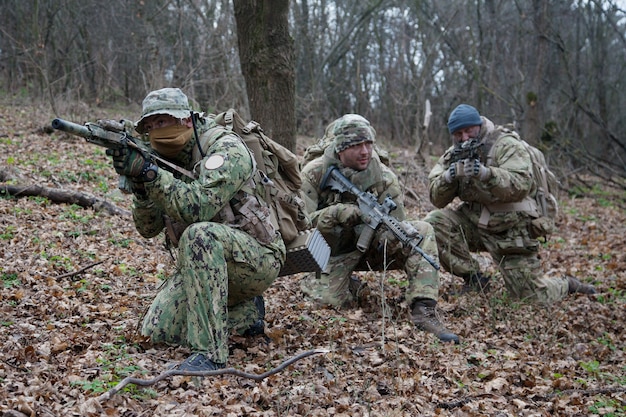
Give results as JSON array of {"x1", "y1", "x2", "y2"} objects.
[
  {"x1": 486, "y1": 135, "x2": 533, "y2": 202},
  {"x1": 141, "y1": 134, "x2": 253, "y2": 225},
  {"x1": 428, "y1": 149, "x2": 459, "y2": 208},
  {"x1": 127, "y1": 141, "x2": 167, "y2": 238},
  {"x1": 300, "y1": 158, "x2": 327, "y2": 226},
  {"x1": 132, "y1": 197, "x2": 165, "y2": 238}
]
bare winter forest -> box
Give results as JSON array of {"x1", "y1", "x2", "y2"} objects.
[{"x1": 0, "y1": 0, "x2": 625, "y2": 416}]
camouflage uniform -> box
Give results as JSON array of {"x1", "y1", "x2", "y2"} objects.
[
  {"x1": 426, "y1": 112, "x2": 569, "y2": 303},
  {"x1": 129, "y1": 89, "x2": 285, "y2": 365},
  {"x1": 300, "y1": 116, "x2": 440, "y2": 308}
]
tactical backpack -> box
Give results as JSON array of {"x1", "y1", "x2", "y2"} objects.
[
  {"x1": 487, "y1": 129, "x2": 560, "y2": 238},
  {"x1": 518, "y1": 138, "x2": 560, "y2": 237},
  {"x1": 211, "y1": 109, "x2": 311, "y2": 244}
]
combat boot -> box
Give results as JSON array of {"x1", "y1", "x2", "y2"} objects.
[
  {"x1": 567, "y1": 276, "x2": 596, "y2": 294},
  {"x1": 462, "y1": 272, "x2": 491, "y2": 293},
  {"x1": 348, "y1": 275, "x2": 364, "y2": 299},
  {"x1": 450, "y1": 272, "x2": 491, "y2": 296},
  {"x1": 178, "y1": 352, "x2": 225, "y2": 372},
  {"x1": 411, "y1": 299, "x2": 460, "y2": 344},
  {"x1": 243, "y1": 296, "x2": 266, "y2": 337}
]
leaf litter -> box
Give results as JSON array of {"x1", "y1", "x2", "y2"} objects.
[{"x1": 0, "y1": 104, "x2": 624, "y2": 416}]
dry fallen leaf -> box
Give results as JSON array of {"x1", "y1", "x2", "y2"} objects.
[{"x1": 0, "y1": 104, "x2": 624, "y2": 416}]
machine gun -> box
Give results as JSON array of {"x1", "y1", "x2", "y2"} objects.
[
  {"x1": 51, "y1": 118, "x2": 196, "y2": 192},
  {"x1": 320, "y1": 166, "x2": 439, "y2": 270}
]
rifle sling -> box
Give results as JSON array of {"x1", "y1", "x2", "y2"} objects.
[{"x1": 153, "y1": 154, "x2": 197, "y2": 181}]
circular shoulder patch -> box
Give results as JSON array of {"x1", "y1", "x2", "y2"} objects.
[{"x1": 205, "y1": 154, "x2": 225, "y2": 170}]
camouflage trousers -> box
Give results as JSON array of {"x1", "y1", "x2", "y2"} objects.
[
  {"x1": 141, "y1": 222, "x2": 284, "y2": 364},
  {"x1": 301, "y1": 220, "x2": 439, "y2": 307},
  {"x1": 425, "y1": 207, "x2": 568, "y2": 304}
]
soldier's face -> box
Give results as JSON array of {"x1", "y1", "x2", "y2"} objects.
[
  {"x1": 338, "y1": 141, "x2": 373, "y2": 171},
  {"x1": 142, "y1": 114, "x2": 180, "y2": 133},
  {"x1": 453, "y1": 125, "x2": 481, "y2": 143}
]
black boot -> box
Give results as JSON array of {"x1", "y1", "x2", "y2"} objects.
[
  {"x1": 462, "y1": 272, "x2": 491, "y2": 293},
  {"x1": 178, "y1": 352, "x2": 225, "y2": 372},
  {"x1": 411, "y1": 299, "x2": 460, "y2": 344},
  {"x1": 243, "y1": 296, "x2": 266, "y2": 337},
  {"x1": 567, "y1": 276, "x2": 596, "y2": 294},
  {"x1": 348, "y1": 275, "x2": 364, "y2": 299}
]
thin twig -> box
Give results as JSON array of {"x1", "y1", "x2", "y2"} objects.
[
  {"x1": 50, "y1": 260, "x2": 106, "y2": 280},
  {"x1": 96, "y1": 348, "x2": 329, "y2": 402}
]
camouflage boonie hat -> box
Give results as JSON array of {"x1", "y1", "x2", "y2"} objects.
[
  {"x1": 332, "y1": 114, "x2": 376, "y2": 153},
  {"x1": 135, "y1": 88, "x2": 192, "y2": 133}
]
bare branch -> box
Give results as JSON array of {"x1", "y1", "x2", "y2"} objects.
[
  {"x1": 0, "y1": 183, "x2": 130, "y2": 217},
  {"x1": 95, "y1": 348, "x2": 329, "y2": 402}
]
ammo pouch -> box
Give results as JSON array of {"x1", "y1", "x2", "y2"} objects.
[
  {"x1": 496, "y1": 237, "x2": 539, "y2": 255},
  {"x1": 163, "y1": 193, "x2": 277, "y2": 248},
  {"x1": 232, "y1": 191, "x2": 277, "y2": 245},
  {"x1": 530, "y1": 216, "x2": 557, "y2": 239},
  {"x1": 210, "y1": 183, "x2": 277, "y2": 245}
]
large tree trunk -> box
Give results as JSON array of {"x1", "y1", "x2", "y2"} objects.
[{"x1": 233, "y1": 0, "x2": 296, "y2": 151}]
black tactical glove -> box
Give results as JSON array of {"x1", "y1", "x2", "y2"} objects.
[
  {"x1": 443, "y1": 162, "x2": 459, "y2": 183},
  {"x1": 377, "y1": 221, "x2": 420, "y2": 256},
  {"x1": 106, "y1": 146, "x2": 158, "y2": 182},
  {"x1": 463, "y1": 159, "x2": 491, "y2": 181}
]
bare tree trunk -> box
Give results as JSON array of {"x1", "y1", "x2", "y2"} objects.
[
  {"x1": 524, "y1": 0, "x2": 549, "y2": 146},
  {"x1": 233, "y1": 0, "x2": 296, "y2": 151}
]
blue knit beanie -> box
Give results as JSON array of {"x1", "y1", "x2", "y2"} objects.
[{"x1": 447, "y1": 104, "x2": 482, "y2": 134}]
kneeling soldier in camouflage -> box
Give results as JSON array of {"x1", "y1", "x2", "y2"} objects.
[
  {"x1": 300, "y1": 115, "x2": 459, "y2": 344},
  {"x1": 106, "y1": 88, "x2": 285, "y2": 371}
]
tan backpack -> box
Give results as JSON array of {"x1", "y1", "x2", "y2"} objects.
[
  {"x1": 211, "y1": 109, "x2": 311, "y2": 244},
  {"x1": 487, "y1": 128, "x2": 560, "y2": 238}
]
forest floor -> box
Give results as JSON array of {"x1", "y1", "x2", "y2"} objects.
[{"x1": 0, "y1": 103, "x2": 625, "y2": 417}]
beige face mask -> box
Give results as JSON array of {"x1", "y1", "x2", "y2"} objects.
[{"x1": 148, "y1": 124, "x2": 193, "y2": 158}]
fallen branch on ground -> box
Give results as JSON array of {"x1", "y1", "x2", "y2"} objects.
[
  {"x1": 96, "y1": 348, "x2": 330, "y2": 402},
  {"x1": 0, "y1": 182, "x2": 130, "y2": 217}
]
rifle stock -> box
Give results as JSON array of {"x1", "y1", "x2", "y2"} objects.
[{"x1": 321, "y1": 166, "x2": 440, "y2": 270}]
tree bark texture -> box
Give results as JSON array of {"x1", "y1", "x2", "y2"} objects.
[{"x1": 233, "y1": 0, "x2": 297, "y2": 151}]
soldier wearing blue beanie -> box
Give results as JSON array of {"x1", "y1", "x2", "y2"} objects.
[
  {"x1": 425, "y1": 103, "x2": 595, "y2": 303},
  {"x1": 447, "y1": 104, "x2": 483, "y2": 134}
]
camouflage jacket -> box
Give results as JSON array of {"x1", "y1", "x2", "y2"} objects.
[
  {"x1": 301, "y1": 145, "x2": 405, "y2": 252},
  {"x1": 130, "y1": 117, "x2": 284, "y2": 252},
  {"x1": 428, "y1": 117, "x2": 535, "y2": 230}
]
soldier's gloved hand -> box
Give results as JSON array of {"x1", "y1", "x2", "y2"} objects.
[
  {"x1": 332, "y1": 203, "x2": 362, "y2": 226},
  {"x1": 316, "y1": 203, "x2": 362, "y2": 234},
  {"x1": 400, "y1": 221, "x2": 420, "y2": 238},
  {"x1": 376, "y1": 229, "x2": 402, "y2": 254},
  {"x1": 106, "y1": 146, "x2": 158, "y2": 182},
  {"x1": 442, "y1": 162, "x2": 458, "y2": 183},
  {"x1": 463, "y1": 159, "x2": 491, "y2": 181}
]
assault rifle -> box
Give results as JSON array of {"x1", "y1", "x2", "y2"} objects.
[
  {"x1": 320, "y1": 166, "x2": 439, "y2": 270},
  {"x1": 449, "y1": 138, "x2": 484, "y2": 163},
  {"x1": 51, "y1": 118, "x2": 196, "y2": 192}
]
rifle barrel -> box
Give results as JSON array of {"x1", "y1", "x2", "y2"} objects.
[{"x1": 52, "y1": 118, "x2": 92, "y2": 138}]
